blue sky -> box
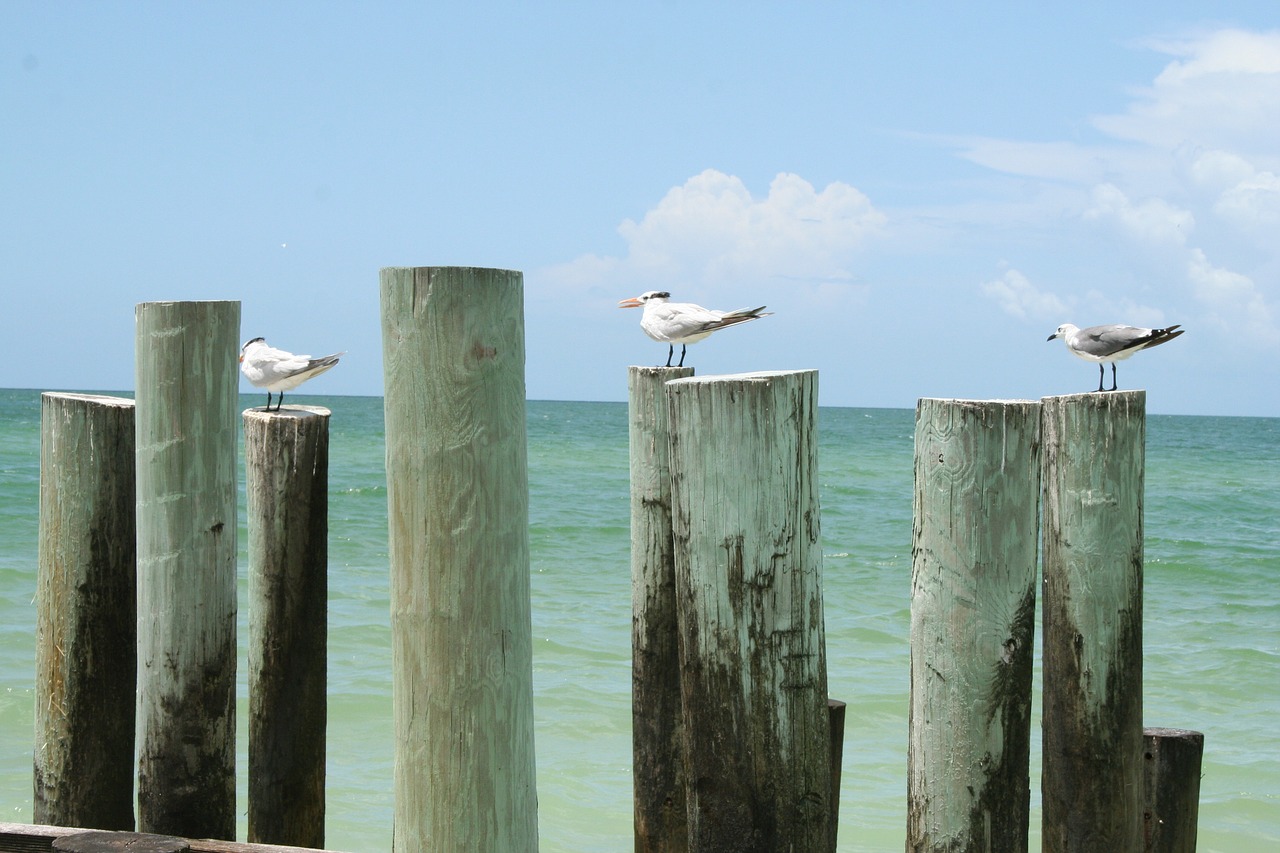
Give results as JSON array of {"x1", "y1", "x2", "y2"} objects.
[{"x1": 4, "y1": 3, "x2": 1278, "y2": 416}]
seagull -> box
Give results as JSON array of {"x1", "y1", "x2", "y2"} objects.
[
  {"x1": 618, "y1": 290, "x2": 772, "y2": 367},
  {"x1": 239, "y1": 338, "x2": 344, "y2": 411},
  {"x1": 1047, "y1": 323, "x2": 1184, "y2": 392}
]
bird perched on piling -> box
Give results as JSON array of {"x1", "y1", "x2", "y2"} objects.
[
  {"x1": 618, "y1": 290, "x2": 772, "y2": 367},
  {"x1": 1047, "y1": 322, "x2": 1184, "y2": 392},
  {"x1": 239, "y1": 338, "x2": 344, "y2": 411}
]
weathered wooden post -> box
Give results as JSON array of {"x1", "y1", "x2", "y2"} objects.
[
  {"x1": 906, "y1": 398, "x2": 1041, "y2": 853},
  {"x1": 244, "y1": 406, "x2": 330, "y2": 848},
  {"x1": 34, "y1": 393, "x2": 137, "y2": 831},
  {"x1": 135, "y1": 300, "x2": 240, "y2": 840},
  {"x1": 666, "y1": 369, "x2": 831, "y2": 853},
  {"x1": 380, "y1": 266, "x2": 539, "y2": 853},
  {"x1": 628, "y1": 365, "x2": 694, "y2": 853},
  {"x1": 1143, "y1": 728, "x2": 1204, "y2": 853},
  {"x1": 1041, "y1": 390, "x2": 1146, "y2": 853}
]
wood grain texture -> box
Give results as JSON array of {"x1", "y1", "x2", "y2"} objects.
[
  {"x1": 243, "y1": 407, "x2": 330, "y2": 848},
  {"x1": 1041, "y1": 391, "x2": 1146, "y2": 853},
  {"x1": 134, "y1": 301, "x2": 240, "y2": 840},
  {"x1": 907, "y1": 398, "x2": 1041, "y2": 853},
  {"x1": 628, "y1": 365, "x2": 694, "y2": 853},
  {"x1": 666, "y1": 370, "x2": 830, "y2": 853},
  {"x1": 34, "y1": 394, "x2": 137, "y2": 831},
  {"x1": 380, "y1": 267, "x2": 538, "y2": 853}
]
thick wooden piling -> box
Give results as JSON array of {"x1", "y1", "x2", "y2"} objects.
[
  {"x1": 34, "y1": 393, "x2": 137, "y2": 831},
  {"x1": 380, "y1": 267, "x2": 538, "y2": 853},
  {"x1": 243, "y1": 407, "x2": 330, "y2": 848},
  {"x1": 906, "y1": 398, "x2": 1041, "y2": 853},
  {"x1": 1041, "y1": 390, "x2": 1146, "y2": 853},
  {"x1": 1143, "y1": 728, "x2": 1204, "y2": 853},
  {"x1": 135, "y1": 301, "x2": 240, "y2": 840},
  {"x1": 666, "y1": 370, "x2": 831, "y2": 853},
  {"x1": 628, "y1": 365, "x2": 694, "y2": 853}
]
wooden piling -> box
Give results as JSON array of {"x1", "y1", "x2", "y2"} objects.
[
  {"x1": 628, "y1": 365, "x2": 694, "y2": 853},
  {"x1": 906, "y1": 398, "x2": 1041, "y2": 853},
  {"x1": 134, "y1": 300, "x2": 240, "y2": 840},
  {"x1": 380, "y1": 267, "x2": 538, "y2": 853},
  {"x1": 666, "y1": 370, "x2": 831, "y2": 853},
  {"x1": 243, "y1": 406, "x2": 330, "y2": 848},
  {"x1": 1041, "y1": 390, "x2": 1146, "y2": 853},
  {"x1": 34, "y1": 393, "x2": 137, "y2": 831},
  {"x1": 1143, "y1": 728, "x2": 1204, "y2": 853}
]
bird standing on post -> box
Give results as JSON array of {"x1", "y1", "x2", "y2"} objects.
[
  {"x1": 239, "y1": 338, "x2": 344, "y2": 411},
  {"x1": 618, "y1": 290, "x2": 772, "y2": 367},
  {"x1": 1047, "y1": 322, "x2": 1184, "y2": 392}
]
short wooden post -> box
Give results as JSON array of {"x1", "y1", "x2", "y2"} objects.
[
  {"x1": 53, "y1": 831, "x2": 190, "y2": 852},
  {"x1": 244, "y1": 406, "x2": 330, "y2": 848},
  {"x1": 1041, "y1": 390, "x2": 1146, "y2": 853},
  {"x1": 1143, "y1": 728, "x2": 1204, "y2": 853},
  {"x1": 134, "y1": 300, "x2": 240, "y2": 840},
  {"x1": 628, "y1": 365, "x2": 694, "y2": 853},
  {"x1": 380, "y1": 267, "x2": 539, "y2": 853},
  {"x1": 666, "y1": 370, "x2": 831, "y2": 853},
  {"x1": 827, "y1": 699, "x2": 847, "y2": 853},
  {"x1": 34, "y1": 393, "x2": 137, "y2": 831},
  {"x1": 906, "y1": 398, "x2": 1041, "y2": 852}
]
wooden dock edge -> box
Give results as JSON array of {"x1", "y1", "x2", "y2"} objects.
[{"x1": 0, "y1": 823, "x2": 350, "y2": 853}]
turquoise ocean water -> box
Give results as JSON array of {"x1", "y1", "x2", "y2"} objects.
[{"x1": 0, "y1": 389, "x2": 1276, "y2": 851}]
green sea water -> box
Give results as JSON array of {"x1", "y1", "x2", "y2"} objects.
[{"x1": 0, "y1": 389, "x2": 1276, "y2": 851}]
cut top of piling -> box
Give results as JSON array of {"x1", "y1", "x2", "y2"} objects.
[
  {"x1": 665, "y1": 368, "x2": 816, "y2": 387},
  {"x1": 41, "y1": 392, "x2": 135, "y2": 408},
  {"x1": 242, "y1": 405, "x2": 332, "y2": 422}
]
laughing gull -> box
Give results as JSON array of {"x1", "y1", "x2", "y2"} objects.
[{"x1": 1048, "y1": 323, "x2": 1184, "y2": 392}]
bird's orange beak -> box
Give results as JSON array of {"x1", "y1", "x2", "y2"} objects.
[{"x1": 618, "y1": 296, "x2": 644, "y2": 309}]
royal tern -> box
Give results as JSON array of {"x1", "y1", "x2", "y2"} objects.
[
  {"x1": 1048, "y1": 322, "x2": 1184, "y2": 392},
  {"x1": 618, "y1": 290, "x2": 772, "y2": 367},
  {"x1": 239, "y1": 338, "x2": 344, "y2": 411}
]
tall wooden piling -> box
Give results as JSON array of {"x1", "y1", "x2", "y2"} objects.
[
  {"x1": 666, "y1": 370, "x2": 831, "y2": 853},
  {"x1": 34, "y1": 393, "x2": 137, "y2": 831},
  {"x1": 134, "y1": 300, "x2": 240, "y2": 840},
  {"x1": 628, "y1": 365, "x2": 694, "y2": 853},
  {"x1": 1041, "y1": 390, "x2": 1145, "y2": 853},
  {"x1": 907, "y1": 398, "x2": 1041, "y2": 853},
  {"x1": 1142, "y1": 728, "x2": 1204, "y2": 853},
  {"x1": 380, "y1": 267, "x2": 539, "y2": 853},
  {"x1": 244, "y1": 406, "x2": 330, "y2": 848}
]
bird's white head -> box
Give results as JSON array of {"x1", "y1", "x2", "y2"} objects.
[
  {"x1": 240, "y1": 337, "x2": 266, "y2": 363},
  {"x1": 618, "y1": 290, "x2": 670, "y2": 309},
  {"x1": 1047, "y1": 324, "x2": 1077, "y2": 342}
]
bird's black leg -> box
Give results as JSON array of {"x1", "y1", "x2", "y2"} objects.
[
  {"x1": 677, "y1": 345, "x2": 687, "y2": 367},
  {"x1": 1109, "y1": 363, "x2": 1118, "y2": 392},
  {"x1": 265, "y1": 392, "x2": 273, "y2": 411},
  {"x1": 1096, "y1": 364, "x2": 1105, "y2": 393},
  {"x1": 664, "y1": 345, "x2": 674, "y2": 368},
  {"x1": 275, "y1": 392, "x2": 285, "y2": 412}
]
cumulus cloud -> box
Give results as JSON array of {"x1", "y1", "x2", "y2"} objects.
[
  {"x1": 981, "y1": 269, "x2": 1069, "y2": 322},
  {"x1": 1186, "y1": 249, "x2": 1279, "y2": 346},
  {"x1": 1093, "y1": 29, "x2": 1280, "y2": 157},
  {"x1": 613, "y1": 169, "x2": 886, "y2": 286},
  {"x1": 1083, "y1": 183, "x2": 1194, "y2": 244}
]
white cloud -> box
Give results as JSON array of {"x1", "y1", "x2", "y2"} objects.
[
  {"x1": 1186, "y1": 249, "x2": 1280, "y2": 347},
  {"x1": 981, "y1": 268, "x2": 1069, "y2": 322},
  {"x1": 613, "y1": 169, "x2": 885, "y2": 286},
  {"x1": 1092, "y1": 29, "x2": 1280, "y2": 158},
  {"x1": 1083, "y1": 183, "x2": 1194, "y2": 244}
]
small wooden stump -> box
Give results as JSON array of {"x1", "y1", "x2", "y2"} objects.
[
  {"x1": 1143, "y1": 727, "x2": 1204, "y2": 853},
  {"x1": 53, "y1": 831, "x2": 190, "y2": 852}
]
